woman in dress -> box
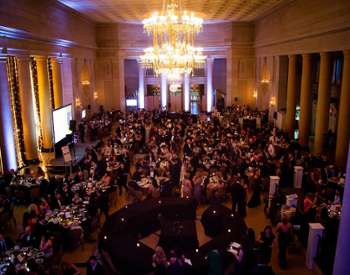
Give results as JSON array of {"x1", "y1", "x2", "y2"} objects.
[{"x1": 247, "y1": 170, "x2": 261, "y2": 208}]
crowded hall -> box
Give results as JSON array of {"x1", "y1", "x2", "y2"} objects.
[{"x1": 0, "y1": 0, "x2": 350, "y2": 275}]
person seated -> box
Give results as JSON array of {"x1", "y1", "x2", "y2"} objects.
[
  {"x1": 207, "y1": 248, "x2": 224, "y2": 275},
  {"x1": 303, "y1": 193, "x2": 315, "y2": 219},
  {"x1": 61, "y1": 184, "x2": 73, "y2": 205},
  {"x1": 72, "y1": 193, "x2": 83, "y2": 205},
  {"x1": 100, "y1": 172, "x2": 112, "y2": 188},
  {"x1": 0, "y1": 233, "x2": 13, "y2": 256},
  {"x1": 18, "y1": 225, "x2": 39, "y2": 247},
  {"x1": 86, "y1": 256, "x2": 104, "y2": 275},
  {"x1": 167, "y1": 250, "x2": 192, "y2": 275},
  {"x1": 152, "y1": 246, "x2": 167, "y2": 275},
  {"x1": 40, "y1": 234, "x2": 54, "y2": 258},
  {"x1": 28, "y1": 202, "x2": 40, "y2": 218},
  {"x1": 50, "y1": 192, "x2": 64, "y2": 209}
]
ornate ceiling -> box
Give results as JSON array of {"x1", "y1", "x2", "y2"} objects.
[{"x1": 58, "y1": 0, "x2": 292, "y2": 23}]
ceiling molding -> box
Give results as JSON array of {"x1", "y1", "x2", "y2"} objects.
[{"x1": 57, "y1": 0, "x2": 291, "y2": 23}]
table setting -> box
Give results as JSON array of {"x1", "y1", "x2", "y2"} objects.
[{"x1": 0, "y1": 246, "x2": 45, "y2": 275}]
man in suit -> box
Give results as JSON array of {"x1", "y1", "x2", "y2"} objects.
[{"x1": 230, "y1": 180, "x2": 247, "y2": 217}]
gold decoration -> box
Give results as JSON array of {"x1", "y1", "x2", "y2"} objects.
[
  {"x1": 6, "y1": 56, "x2": 25, "y2": 167},
  {"x1": 30, "y1": 57, "x2": 44, "y2": 152}
]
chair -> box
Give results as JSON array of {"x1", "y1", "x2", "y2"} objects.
[{"x1": 30, "y1": 186, "x2": 41, "y2": 201}]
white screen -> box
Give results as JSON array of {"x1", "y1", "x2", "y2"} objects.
[
  {"x1": 53, "y1": 105, "x2": 72, "y2": 143},
  {"x1": 126, "y1": 99, "x2": 137, "y2": 107}
]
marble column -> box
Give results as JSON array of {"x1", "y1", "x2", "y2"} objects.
[
  {"x1": 314, "y1": 52, "x2": 331, "y2": 155},
  {"x1": 17, "y1": 55, "x2": 38, "y2": 161},
  {"x1": 335, "y1": 50, "x2": 350, "y2": 167},
  {"x1": 206, "y1": 57, "x2": 214, "y2": 112},
  {"x1": 333, "y1": 143, "x2": 350, "y2": 275},
  {"x1": 0, "y1": 56, "x2": 17, "y2": 171},
  {"x1": 299, "y1": 54, "x2": 313, "y2": 146},
  {"x1": 284, "y1": 55, "x2": 297, "y2": 135},
  {"x1": 35, "y1": 56, "x2": 54, "y2": 151},
  {"x1": 183, "y1": 73, "x2": 190, "y2": 112},
  {"x1": 138, "y1": 65, "x2": 145, "y2": 109},
  {"x1": 51, "y1": 57, "x2": 63, "y2": 109},
  {"x1": 161, "y1": 73, "x2": 167, "y2": 109}
]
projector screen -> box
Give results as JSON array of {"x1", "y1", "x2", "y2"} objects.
[
  {"x1": 126, "y1": 99, "x2": 137, "y2": 107},
  {"x1": 53, "y1": 104, "x2": 72, "y2": 143}
]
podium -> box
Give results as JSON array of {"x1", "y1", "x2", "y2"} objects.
[
  {"x1": 294, "y1": 166, "x2": 304, "y2": 189},
  {"x1": 268, "y1": 176, "x2": 280, "y2": 208},
  {"x1": 306, "y1": 223, "x2": 324, "y2": 269},
  {"x1": 286, "y1": 194, "x2": 298, "y2": 208}
]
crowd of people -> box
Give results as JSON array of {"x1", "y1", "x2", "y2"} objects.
[{"x1": 0, "y1": 104, "x2": 345, "y2": 274}]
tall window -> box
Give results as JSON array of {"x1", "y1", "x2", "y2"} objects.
[{"x1": 332, "y1": 57, "x2": 342, "y2": 85}]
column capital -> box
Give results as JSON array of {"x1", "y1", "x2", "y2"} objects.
[
  {"x1": 206, "y1": 57, "x2": 214, "y2": 64},
  {"x1": 288, "y1": 54, "x2": 297, "y2": 60},
  {"x1": 343, "y1": 50, "x2": 350, "y2": 58},
  {"x1": 49, "y1": 56, "x2": 63, "y2": 64},
  {"x1": 33, "y1": 55, "x2": 48, "y2": 62},
  {"x1": 302, "y1": 53, "x2": 312, "y2": 60},
  {"x1": 0, "y1": 54, "x2": 8, "y2": 63},
  {"x1": 16, "y1": 54, "x2": 32, "y2": 63},
  {"x1": 319, "y1": 52, "x2": 330, "y2": 58}
]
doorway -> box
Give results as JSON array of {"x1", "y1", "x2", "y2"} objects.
[{"x1": 190, "y1": 84, "x2": 204, "y2": 114}]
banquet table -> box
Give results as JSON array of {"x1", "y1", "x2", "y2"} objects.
[
  {"x1": 44, "y1": 204, "x2": 89, "y2": 229},
  {"x1": 0, "y1": 246, "x2": 46, "y2": 275},
  {"x1": 9, "y1": 177, "x2": 40, "y2": 202}
]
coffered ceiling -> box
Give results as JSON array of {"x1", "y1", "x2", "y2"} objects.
[{"x1": 57, "y1": 0, "x2": 292, "y2": 23}]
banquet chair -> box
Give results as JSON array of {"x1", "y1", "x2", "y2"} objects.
[
  {"x1": 30, "y1": 186, "x2": 41, "y2": 201},
  {"x1": 0, "y1": 203, "x2": 16, "y2": 230},
  {"x1": 108, "y1": 186, "x2": 118, "y2": 209},
  {"x1": 68, "y1": 227, "x2": 84, "y2": 250}
]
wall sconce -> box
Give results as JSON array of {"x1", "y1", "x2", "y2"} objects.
[
  {"x1": 270, "y1": 96, "x2": 276, "y2": 107},
  {"x1": 253, "y1": 90, "x2": 257, "y2": 98},
  {"x1": 75, "y1": 97, "x2": 81, "y2": 107},
  {"x1": 81, "y1": 80, "x2": 90, "y2": 86},
  {"x1": 261, "y1": 79, "x2": 270, "y2": 84},
  {"x1": 93, "y1": 91, "x2": 98, "y2": 100}
]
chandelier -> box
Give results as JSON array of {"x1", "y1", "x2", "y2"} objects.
[{"x1": 140, "y1": 0, "x2": 206, "y2": 80}]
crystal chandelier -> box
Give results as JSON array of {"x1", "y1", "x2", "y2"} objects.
[{"x1": 140, "y1": 0, "x2": 206, "y2": 80}]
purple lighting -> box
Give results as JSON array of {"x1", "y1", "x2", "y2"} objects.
[{"x1": 0, "y1": 57, "x2": 17, "y2": 171}]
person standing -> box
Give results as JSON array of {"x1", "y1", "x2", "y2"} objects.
[
  {"x1": 230, "y1": 180, "x2": 246, "y2": 217},
  {"x1": 259, "y1": 225, "x2": 275, "y2": 263},
  {"x1": 276, "y1": 218, "x2": 292, "y2": 269}
]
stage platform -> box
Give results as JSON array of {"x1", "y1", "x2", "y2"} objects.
[{"x1": 46, "y1": 141, "x2": 98, "y2": 174}]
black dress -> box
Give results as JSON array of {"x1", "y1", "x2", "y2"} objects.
[
  {"x1": 248, "y1": 180, "x2": 261, "y2": 208},
  {"x1": 260, "y1": 232, "x2": 275, "y2": 263},
  {"x1": 277, "y1": 228, "x2": 291, "y2": 269}
]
